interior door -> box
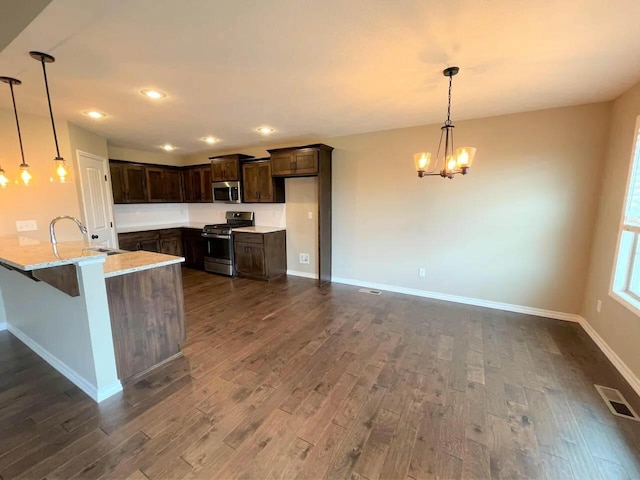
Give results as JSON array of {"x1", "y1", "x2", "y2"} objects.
[{"x1": 77, "y1": 151, "x2": 117, "y2": 247}]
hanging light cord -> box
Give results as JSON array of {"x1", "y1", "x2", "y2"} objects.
[
  {"x1": 8, "y1": 82, "x2": 27, "y2": 166},
  {"x1": 39, "y1": 58, "x2": 62, "y2": 159}
]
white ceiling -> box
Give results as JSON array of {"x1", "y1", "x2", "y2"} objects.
[{"x1": 1, "y1": 0, "x2": 640, "y2": 154}]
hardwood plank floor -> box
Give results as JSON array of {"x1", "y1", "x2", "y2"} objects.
[{"x1": 2, "y1": 268, "x2": 640, "y2": 479}]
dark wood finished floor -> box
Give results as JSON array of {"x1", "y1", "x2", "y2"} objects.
[{"x1": 2, "y1": 269, "x2": 640, "y2": 479}]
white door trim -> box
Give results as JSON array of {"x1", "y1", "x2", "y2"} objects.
[{"x1": 76, "y1": 150, "x2": 117, "y2": 248}]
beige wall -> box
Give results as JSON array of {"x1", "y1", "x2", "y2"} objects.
[
  {"x1": 0, "y1": 108, "x2": 83, "y2": 242},
  {"x1": 107, "y1": 144, "x2": 186, "y2": 166},
  {"x1": 329, "y1": 103, "x2": 610, "y2": 313},
  {"x1": 583, "y1": 81, "x2": 640, "y2": 379}
]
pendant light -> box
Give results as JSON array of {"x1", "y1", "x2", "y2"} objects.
[
  {"x1": 414, "y1": 67, "x2": 477, "y2": 179},
  {"x1": 30, "y1": 51, "x2": 69, "y2": 184},
  {"x1": 0, "y1": 165, "x2": 9, "y2": 188},
  {"x1": 0, "y1": 76, "x2": 31, "y2": 185}
]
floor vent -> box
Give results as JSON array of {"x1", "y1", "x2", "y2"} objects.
[
  {"x1": 359, "y1": 288, "x2": 382, "y2": 296},
  {"x1": 594, "y1": 384, "x2": 640, "y2": 421}
]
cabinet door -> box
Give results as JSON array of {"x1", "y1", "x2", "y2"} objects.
[
  {"x1": 109, "y1": 163, "x2": 126, "y2": 204},
  {"x1": 294, "y1": 150, "x2": 319, "y2": 175},
  {"x1": 182, "y1": 169, "x2": 194, "y2": 202},
  {"x1": 145, "y1": 167, "x2": 165, "y2": 202},
  {"x1": 211, "y1": 161, "x2": 226, "y2": 182},
  {"x1": 183, "y1": 236, "x2": 205, "y2": 269},
  {"x1": 256, "y1": 162, "x2": 274, "y2": 202},
  {"x1": 123, "y1": 165, "x2": 147, "y2": 203},
  {"x1": 223, "y1": 158, "x2": 239, "y2": 181},
  {"x1": 234, "y1": 242, "x2": 265, "y2": 276},
  {"x1": 242, "y1": 163, "x2": 260, "y2": 203},
  {"x1": 271, "y1": 152, "x2": 295, "y2": 176},
  {"x1": 164, "y1": 169, "x2": 183, "y2": 202},
  {"x1": 160, "y1": 236, "x2": 183, "y2": 256},
  {"x1": 202, "y1": 166, "x2": 213, "y2": 202}
]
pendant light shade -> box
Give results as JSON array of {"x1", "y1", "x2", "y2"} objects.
[
  {"x1": 0, "y1": 166, "x2": 9, "y2": 188},
  {"x1": 30, "y1": 51, "x2": 70, "y2": 184},
  {"x1": 0, "y1": 76, "x2": 31, "y2": 185},
  {"x1": 414, "y1": 67, "x2": 477, "y2": 179}
]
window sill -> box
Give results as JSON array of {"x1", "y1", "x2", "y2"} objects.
[{"x1": 609, "y1": 290, "x2": 640, "y2": 318}]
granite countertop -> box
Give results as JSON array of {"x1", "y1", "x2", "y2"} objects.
[
  {"x1": 103, "y1": 251, "x2": 185, "y2": 278},
  {"x1": 0, "y1": 237, "x2": 107, "y2": 271},
  {"x1": 116, "y1": 222, "x2": 207, "y2": 234},
  {"x1": 232, "y1": 226, "x2": 286, "y2": 234}
]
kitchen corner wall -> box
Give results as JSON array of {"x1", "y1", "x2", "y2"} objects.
[{"x1": 186, "y1": 145, "x2": 321, "y2": 277}]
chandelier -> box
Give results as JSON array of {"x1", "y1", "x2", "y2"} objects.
[{"x1": 414, "y1": 66, "x2": 477, "y2": 179}]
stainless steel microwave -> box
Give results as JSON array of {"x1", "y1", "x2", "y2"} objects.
[{"x1": 212, "y1": 181, "x2": 241, "y2": 204}]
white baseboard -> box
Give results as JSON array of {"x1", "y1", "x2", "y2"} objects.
[
  {"x1": 0, "y1": 322, "x2": 6, "y2": 331},
  {"x1": 7, "y1": 324, "x2": 122, "y2": 403},
  {"x1": 331, "y1": 276, "x2": 582, "y2": 323},
  {"x1": 287, "y1": 269, "x2": 319, "y2": 280},
  {"x1": 577, "y1": 316, "x2": 640, "y2": 398}
]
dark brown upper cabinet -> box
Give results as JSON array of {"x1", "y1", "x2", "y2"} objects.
[
  {"x1": 242, "y1": 159, "x2": 285, "y2": 204},
  {"x1": 269, "y1": 147, "x2": 321, "y2": 177},
  {"x1": 110, "y1": 162, "x2": 147, "y2": 204},
  {"x1": 210, "y1": 154, "x2": 253, "y2": 182},
  {"x1": 145, "y1": 166, "x2": 183, "y2": 203},
  {"x1": 183, "y1": 165, "x2": 213, "y2": 203}
]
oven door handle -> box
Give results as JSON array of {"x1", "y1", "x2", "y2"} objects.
[{"x1": 201, "y1": 233, "x2": 231, "y2": 239}]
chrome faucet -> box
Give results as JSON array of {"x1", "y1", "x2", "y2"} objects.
[{"x1": 49, "y1": 216, "x2": 88, "y2": 245}]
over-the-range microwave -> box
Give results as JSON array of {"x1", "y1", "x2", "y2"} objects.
[{"x1": 212, "y1": 181, "x2": 241, "y2": 204}]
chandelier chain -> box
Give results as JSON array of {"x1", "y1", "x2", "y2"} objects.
[{"x1": 445, "y1": 74, "x2": 453, "y2": 126}]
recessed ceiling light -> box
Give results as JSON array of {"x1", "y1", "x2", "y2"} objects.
[
  {"x1": 202, "y1": 136, "x2": 219, "y2": 144},
  {"x1": 162, "y1": 144, "x2": 175, "y2": 151},
  {"x1": 84, "y1": 110, "x2": 106, "y2": 119},
  {"x1": 256, "y1": 126, "x2": 274, "y2": 134},
  {"x1": 141, "y1": 89, "x2": 166, "y2": 99}
]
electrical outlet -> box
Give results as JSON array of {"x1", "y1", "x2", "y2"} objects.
[
  {"x1": 16, "y1": 220, "x2": 37, "y2": 232},
  {"x1": 299, "y1": 253, "x2": 310, "y2": 264},
  {"x1": 419, "y1": 268, "x2": 426, "y2": 277},
  {"x1": 308, "y1": 211, "x2": 313, "y2": 220},
  {"x1": 596, "y1": 299, "x2": 602, "y2": 313}
]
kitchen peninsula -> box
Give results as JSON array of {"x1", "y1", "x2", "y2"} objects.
[{"x1": 0, "y1": 237, "x2": 186, "y2": 402}]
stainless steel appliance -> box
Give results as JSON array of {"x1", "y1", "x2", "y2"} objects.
[
  {"x1": 202, "y1": 211, "x2": 254, "y2": 276},
  {"x1": 212, "y1": 181, "x2": 241, "y2": 204}
]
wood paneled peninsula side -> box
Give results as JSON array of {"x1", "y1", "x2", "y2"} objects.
[{"x1": 0, "y1": 237, "x2": 186, "y2": 402}]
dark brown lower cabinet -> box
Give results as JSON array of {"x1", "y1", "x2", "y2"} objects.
[
  {"x1": 118, "y1": 229, "x2": 183, "y2": 256},
  {"x1": 182, "y1": 228, "x2": 206, "y2": 270},
  {"x1": 233, "y1": 230, "x2": 286, "y2": 281},
  {"x1": 105, "y1": 263, "x2": 185, "y2": 381}
]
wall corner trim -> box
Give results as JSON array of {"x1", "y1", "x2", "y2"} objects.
[
  {"x1": 0, "y1": 322, "x2": 6, "y2": 332},
  {"x1": 287, "y1": 270, "x2": 319, "y2": 280},
  {"x1": 7, "y1": 324, "x2": 122, "y2": 403},
  {"x1": 577, "y1": 315, "x2": 640, "y2": 399}
]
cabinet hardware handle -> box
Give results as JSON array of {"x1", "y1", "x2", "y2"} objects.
[{"x1": 91, "y1": 234, "x2": 98, "y2": 240}]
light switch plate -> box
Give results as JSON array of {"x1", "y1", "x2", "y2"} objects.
[
  {"x1": 16, "y1": 220, "x2": 37, "y2": 232},
  {"x1": 300, "y1": 253, "x2": 310, "y2": 264}
]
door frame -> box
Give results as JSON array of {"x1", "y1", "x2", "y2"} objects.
[{"x1": 76, "y1": 150, "x2": 118, "y2": 248}]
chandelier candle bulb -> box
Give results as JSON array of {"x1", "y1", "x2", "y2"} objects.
[{"x1": 414, "y1": 152, "x2": 431, "y2": 177}]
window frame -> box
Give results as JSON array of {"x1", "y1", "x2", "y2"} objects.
[{"x1": 610, "y1": 116, "x2": 640, "y2": 316}]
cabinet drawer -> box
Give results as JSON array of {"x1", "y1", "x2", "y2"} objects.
[{"x1": 233, "y1": 232, "x2": 264, "y2": 245}]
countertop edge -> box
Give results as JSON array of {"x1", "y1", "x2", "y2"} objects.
[{"x1": 104, "y1": 257, "x2": 185, "y2": 278}]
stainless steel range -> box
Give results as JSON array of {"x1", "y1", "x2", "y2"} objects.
[{"x1": 202, "y1": 211, "x2": 254, "y2": 276}]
